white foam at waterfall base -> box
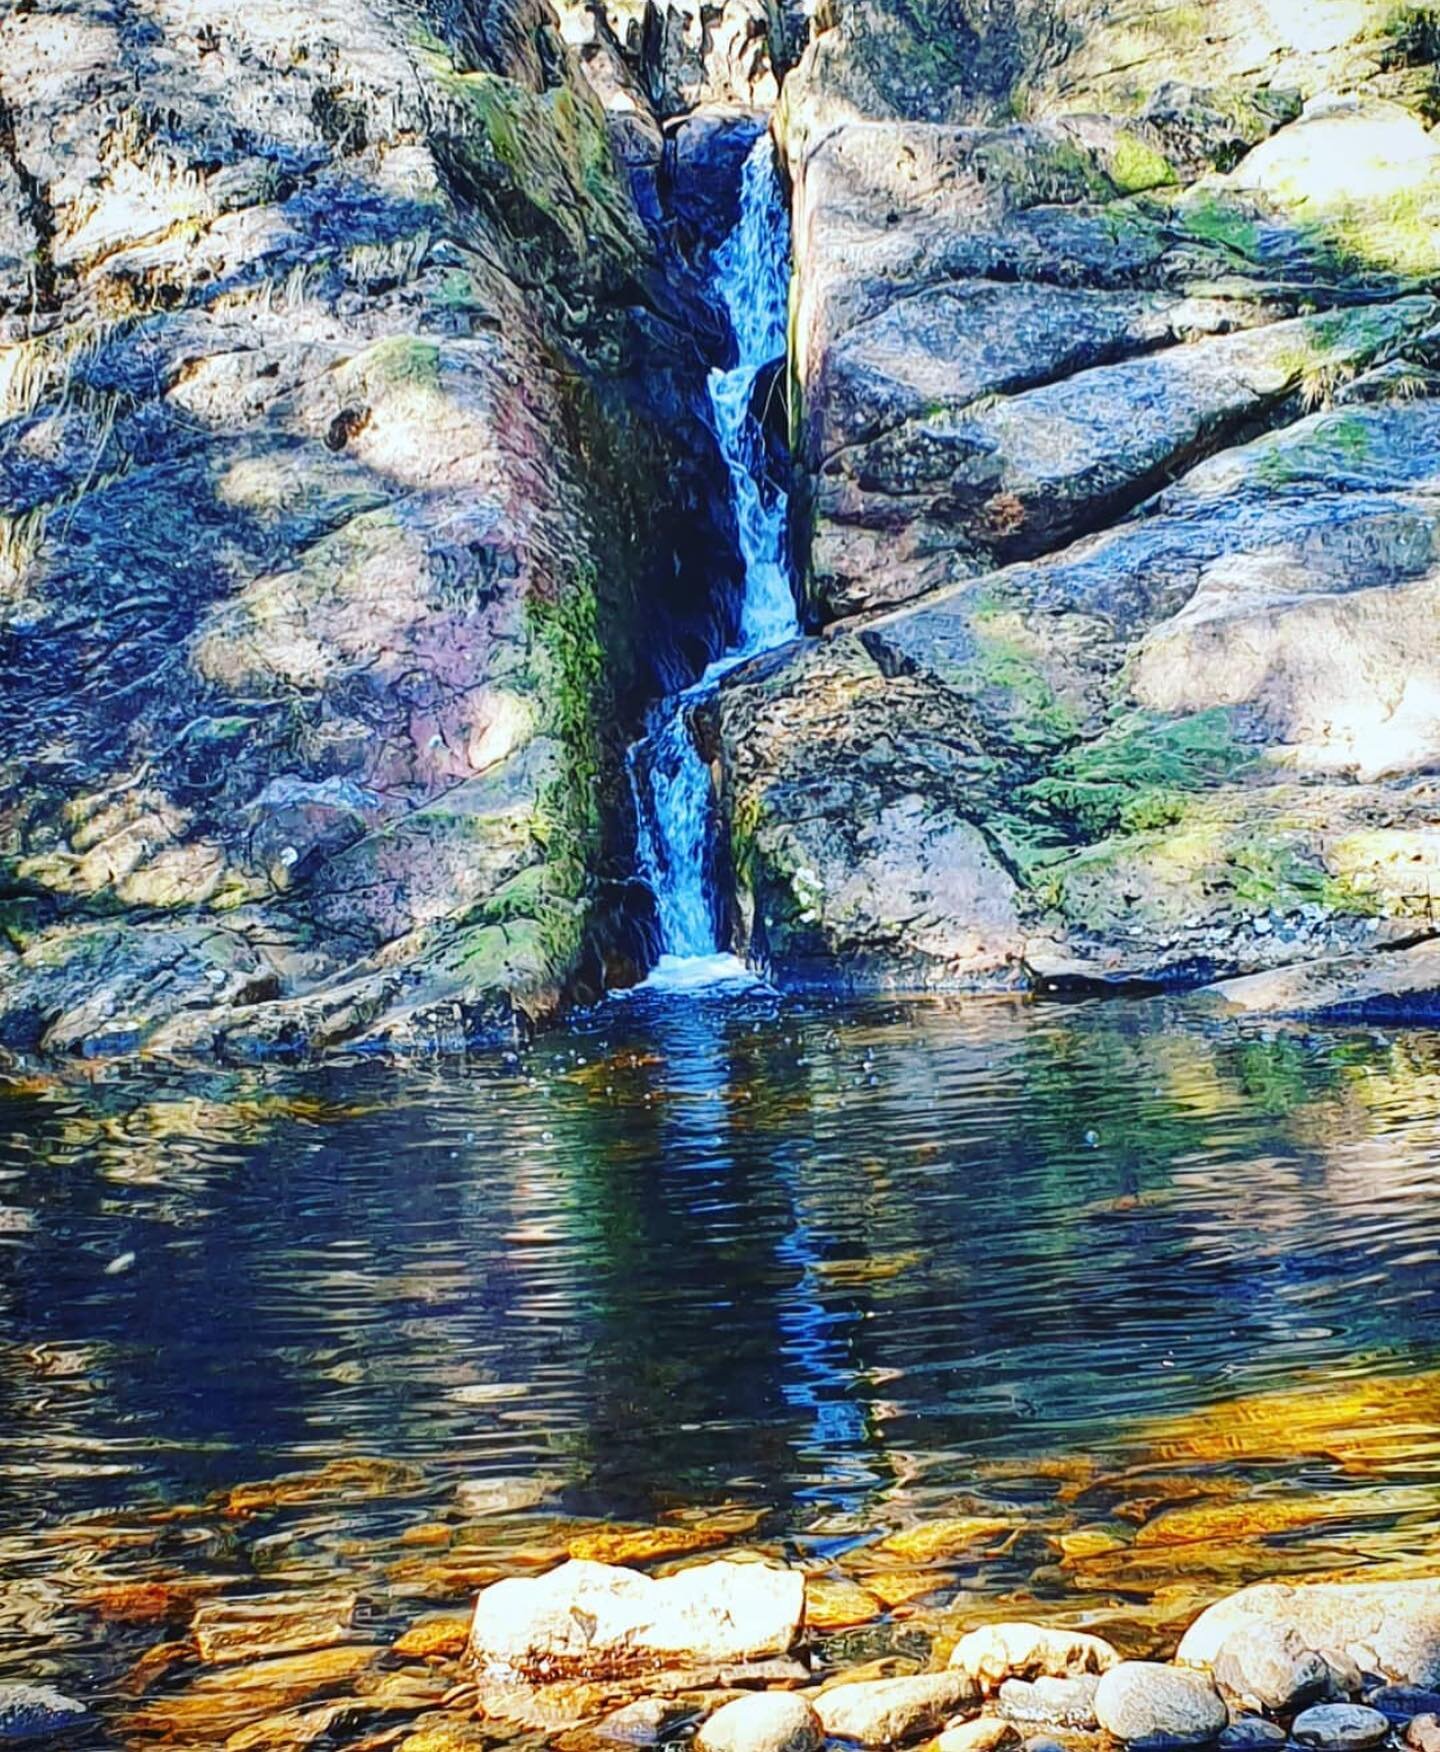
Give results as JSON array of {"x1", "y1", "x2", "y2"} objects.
[{"x1": 626, "y1": 132, "x2": 796, "y2": 994}]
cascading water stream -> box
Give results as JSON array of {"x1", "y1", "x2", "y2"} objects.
[{"x1": 627, "y1": 134, "x2": 796, "y2": 990}]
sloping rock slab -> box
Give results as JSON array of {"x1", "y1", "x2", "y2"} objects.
[{"x1": 1193, "y1": 941, "x2": 1440, "y2": 1021}]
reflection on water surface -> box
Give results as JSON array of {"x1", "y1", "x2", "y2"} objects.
[{"x1": 4, "y1": 992, "x2": 1440, "y2": 1745}]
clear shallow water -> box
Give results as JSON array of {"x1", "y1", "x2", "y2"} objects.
[{"x1": 6, "y1": 995, "x2": 1440, "y2": 1741}]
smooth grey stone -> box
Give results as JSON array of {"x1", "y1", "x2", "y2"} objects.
[
  {"x1": 1291, "y1": 1705, "x2": 1391, "y2": 1751},
  {"x1": 1369, "y1": 1688, "x2": 1440, "y2": 1724}
]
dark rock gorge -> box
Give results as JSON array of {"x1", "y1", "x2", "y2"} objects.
[{"x1": 7, "y1": 0, "x2": 1440, "y2": 1055}]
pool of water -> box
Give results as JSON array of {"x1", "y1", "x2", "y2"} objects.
[{"x1": 5, "y1": 990, "x2": 1440, "y2": 1745}]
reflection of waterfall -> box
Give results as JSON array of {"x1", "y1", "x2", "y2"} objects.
[{"x1": 627, "y1": 134, "x2": 796, "y2": 990}]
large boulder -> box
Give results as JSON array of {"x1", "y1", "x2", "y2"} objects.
[
  {"x1": 1179, "y1": 1582, "x2": 1440, "y2": 1692},
  {"x1": 1210, "y1": 1624, "x2": 1334, "y2": 1716},
  {"x1": 467, "y1": 1559, "x2": 805, "y2": 1679},
  {"x1": 717, "y1": 389, "x2": 1440, "y2": 993}
]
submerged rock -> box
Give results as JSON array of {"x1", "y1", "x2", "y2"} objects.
[
  {"x1": 597, "y1": 1697, "x2": 697, "y2": 1744},
  {"x1": 1093, "y1": 1663, "x2": 1227, "y2": 1748},
  {"x1": 696, "y1": 1693, "x2": 824, "y2": 1752},
  {"x1": 392, "y1": 1619, "x2": 471, "y2": 1661},
  {"x1": 814, "y1": 1673, "x2": 979, "y2": 1746},
  {"x1": 191, "y1": 1591, "x2": 358, "y2": 1664},
  {"x1": 467, "y1": 1559, "x2": 804, "y2": 1678},
  {"x1": 804, "y1": 1575, "x2": 884, "y2": 1631}
]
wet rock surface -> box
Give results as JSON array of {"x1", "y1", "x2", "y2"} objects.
[
  {"x1": 952, "y1": 1623, "x2": 1120, "y2": 1692},
  {"x1": 1292, "y1": 1706, "x2": 1394, "y2": 1751},
  {"x1": 813, "y1": 1672, "x2": 979, "y2": 1745},
  {"x1": 998, "y1": 1674, "x2": 1101, "y2": 1729},
  {"x1": 0, "y1": 0, "x2": 739, "y2": 1059},
  {"x1": 712, "y1": 0, "x2": 1440, "y2": 1000}
]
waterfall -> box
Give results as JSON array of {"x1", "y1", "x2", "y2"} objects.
[{"x1": 627, "y1": 133, "x2": 796, "y2": 991}]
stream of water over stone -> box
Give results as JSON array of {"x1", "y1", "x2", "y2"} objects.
[{"x1": 628, "y1": 134, "x2": 797, "y2": 990}]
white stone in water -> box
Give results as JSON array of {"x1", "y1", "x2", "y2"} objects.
[
  {"x1": 814, "y1": 1674, "x2": 979, "y2": 1747},
  {"x1": 936, "y1": 1721, "x2": 1021, "y2": 1752},
  {"x1": 998, "y1": 1674, "x2": 1100, "y2": 1728},
  {"x1": 951, "y1": 1622, "x2": 1119, "y2": 1691},
  {"x1": 467, "y1": 1559, "x2": 804, "y2": 1678},
  {"x1": 1094, "y1": 1662, "x2": 1228, "y2": 1747},
  {"x1": 0, "y1": 1682, "x2": 89, "y2": 1742},
  {"x1": 598, "y1": 1697, "x2": 692, "y2": 1744},
  {"x1": 696, "y1": 1693, "x2": 824, "y2": 1752},
  {"x1": 1178, "y1": 1580, "x2": 1440, "y2": 1689},
  {"x1": 1291, "y1": 1706, "x2": 1392, "y2": 1752}
]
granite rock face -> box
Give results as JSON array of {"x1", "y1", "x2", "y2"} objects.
[
  {"x1": 0, "y1": 0, "x2": 737, "y2": 1057},
  {"x1": 713, "y1": 0, "x2": 1440, "y2": 998}
]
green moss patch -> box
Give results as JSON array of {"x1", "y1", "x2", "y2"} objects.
[{"x1": 1016, "y1": 707, "x2": 1256, "y2": 843}]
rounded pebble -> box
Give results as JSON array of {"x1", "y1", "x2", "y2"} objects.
[
  {"x1": 1094, "y1": 1662, "x2": 1227, "y2": 1748},
  {"x1": 696, "y1": 1693, "x2": 824, "y2": 1752}
]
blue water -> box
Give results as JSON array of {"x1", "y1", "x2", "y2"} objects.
[{"x1": 629, "y1": 134, "x2": 798, "y2": 988}]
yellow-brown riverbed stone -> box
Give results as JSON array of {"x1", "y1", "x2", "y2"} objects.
[
  {"x1": 805, "y1": 1575, "x2": 886, "y2": 1630},
  {"x1": 393, "y1": 1618, "x2": 471, "y2": 1659},
  {"x1": 871, "y1": 1518, "x2": 1016, "y2": 1564},
  {"x1": 566, "y1": 1524, "x2": 730, "y2": 1565}
]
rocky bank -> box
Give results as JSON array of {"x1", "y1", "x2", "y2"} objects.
[
  {"x1": 9, "y1": 0, "x2": 1440, "y2": 1053},
  {"x1": 716, "y1": 0, "x2": 1440, "y2": 1008},
  {"x1": 0, "y1": 0, "x2": 785, "y2": 1056}
]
